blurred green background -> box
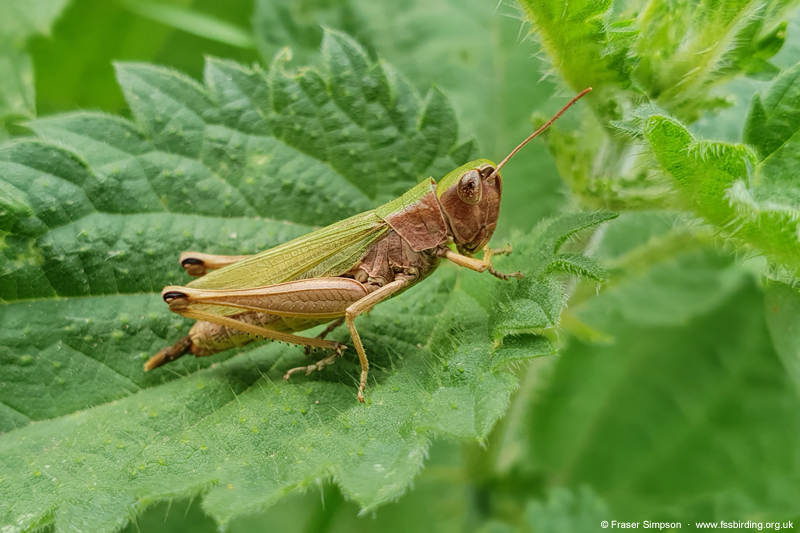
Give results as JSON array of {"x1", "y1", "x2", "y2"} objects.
[{"x1": 4, "y1": 0, "x2": 800, "y2": 531}]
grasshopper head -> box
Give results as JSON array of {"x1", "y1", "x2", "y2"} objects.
[
  {"x1": 435, "y1": 89, "x2": 593, "y2": 257},
  {"x1": 434, "y1": 89, "x2": 592, "y2": 257},
  {"x1": 436, "y1": 159, "x2": 501, "y2": 256}
]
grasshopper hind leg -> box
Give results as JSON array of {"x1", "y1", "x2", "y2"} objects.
[
  {"x1": 304, "y1": 317, "x2": 345, "y2": 355},
  {"x1": 179, "y1": 251, "x2": 253, "y2": 277},
  {"x1": 144, "y1": 335, "x2": 193, "y2": 370}
]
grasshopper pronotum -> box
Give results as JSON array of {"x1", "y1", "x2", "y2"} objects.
[{"x1": 145, "y1": 88, "x2": 591, "y2": 402}]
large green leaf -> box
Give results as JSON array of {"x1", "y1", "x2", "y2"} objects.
[
  {"x1": 0, "y1": 27, "x2": 466, "y2": 424},
  {"x1": 0, "y1": 30, "x2": 609, "y2": 531}
]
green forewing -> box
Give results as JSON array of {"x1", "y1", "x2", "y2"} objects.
[
  {"x1": 191, "y1": 179, "x2": 443, "y2": 298},
  {"x1": 185, "y1": 182, "x2": 442, "y2": 318},
  {"x1": 188, "y1": 210, "x2": 389, "y2": 293}
]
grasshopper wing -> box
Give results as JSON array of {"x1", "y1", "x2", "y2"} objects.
[
  {"x1": 182, "y1": 179, "x2": 445, "y2": 317},
  {"x1": 186, "y1": 210, "x2": 389, "y2": 313}
]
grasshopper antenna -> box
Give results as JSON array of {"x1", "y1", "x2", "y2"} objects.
[{"x1": 489, "y1": 87, "x2": 592, "y2": 179}]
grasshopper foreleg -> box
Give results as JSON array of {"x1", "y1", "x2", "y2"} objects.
[{"x1": 438, "y1": 245, "x2": 523, "y2": 281}]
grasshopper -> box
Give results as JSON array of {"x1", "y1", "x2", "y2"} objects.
[{"x1": 145, "y1": 88, "x2": 591, "y2": 402}]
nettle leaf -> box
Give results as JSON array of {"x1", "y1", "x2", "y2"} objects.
[
  {"x1": 516, "y1": 0, "x2": 636, "y2": 123},
  {"x1": 633, "y1": 0, "x2": 796, "y2": 121},
  {"x1": 644, "y1": 113, "x2": 800, "y2": 277},
  {"x1": 486, "y1": 212, "x2": 616, "y2": 367},
  {"x1": 0, "y1": 29, "x2": 603, "y2": 532}
]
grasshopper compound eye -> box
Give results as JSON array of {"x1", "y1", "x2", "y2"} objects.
[{"x1": 457, "y1": 169, "x2": 483, "y2": 204}]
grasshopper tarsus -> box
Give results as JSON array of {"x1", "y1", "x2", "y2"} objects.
[
  {"x1": 488, "y1": 266, "x2": 523, "y2": 281},
  {"x1": 357, "y1": 373, "x2": 368, "y2": 403},
  {"x1": 484, "y1": 244, "x2": 521, "y2": 281}
]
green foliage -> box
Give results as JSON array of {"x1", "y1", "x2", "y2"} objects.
[
  {"x1": 641, "y1": 60, "x2": 800, "y2": 276},
  {"x1": 121, "y1": 2, "x2": 255, "y2": 49},
  {"x1": 116, "y1": 440, "x2": 473, "y2": 533},
  {"x1": 5, "y1": 0, "x2": 800, "y2": 531},
  {"x1": 27, "y1": 0, "x2": 259, "y2": 119},
  {"x1": 0, "y1": 28, "x2": 610, "y2": 532},
  {"x1": 0, "y1": 0, "x2": 70, "y2": 138},
  {"x1": 765, "y1": 281, "x2": 800, "y2": 393},
  {"x1": 519, "y1": 0, "x2": 798, "y2": 123},
  {"x1": 516, "y1": 0, "x2": 637, "y2": 124},
  {"x1": 489, "y1": 212, "x2": 615, "y2": 363},
  {"x1": 518, "y1": 0, "x2": 800, "y2": 281},
  {"x1": 646, "y1": 115, "x2": 800, "y2": 275},
  {"x1": 531, "y1": 228, "x2": 800, "y2": 521},
  {"x1": 525, "y1": 487, "x2": 611, "y2": 533},
  {"x1": 511, "y1": 0, "x2": 800, "y2": 527}
]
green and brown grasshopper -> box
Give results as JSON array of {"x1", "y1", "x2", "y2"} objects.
[{"x1": 145, "y1": 89, "x2": 591, "y2": 402}]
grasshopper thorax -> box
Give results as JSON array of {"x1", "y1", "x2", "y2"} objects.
[{"x1": 435, "y1": 158, "x2": 501, "y2": 256}]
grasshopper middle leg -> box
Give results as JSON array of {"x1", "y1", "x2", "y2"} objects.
[{"x1": 342, "y1": 277, "x2": 411, "y2": 402}]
